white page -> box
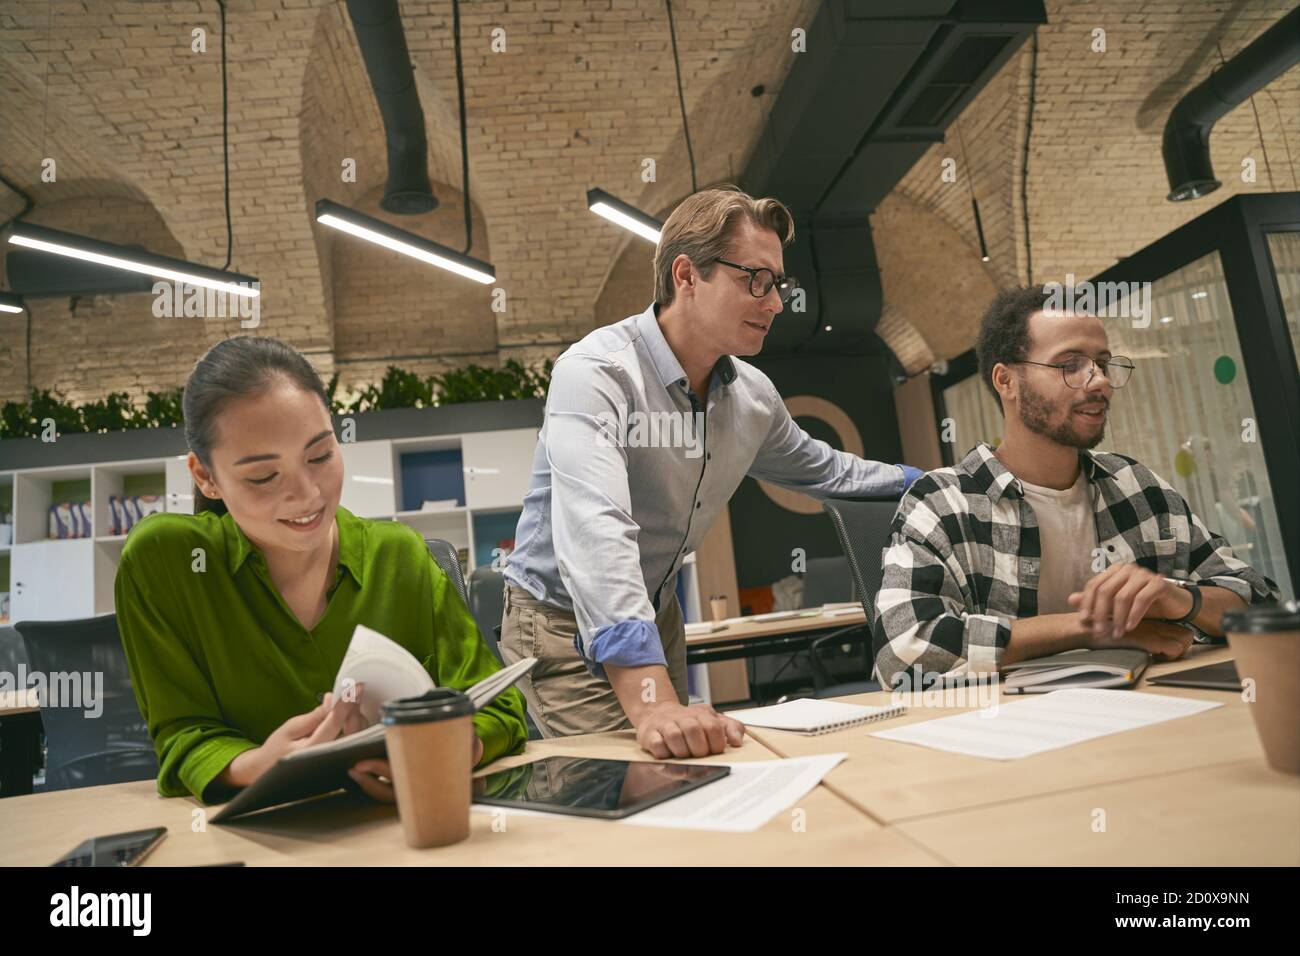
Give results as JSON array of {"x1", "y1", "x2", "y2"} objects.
[
  {"x1": 328, "y1": 624, "x2": 535, "y2": 725},
  {"x1": 869, "y1": 688, "x2": 1220, "y2": 760},
  {"x1": 471, "y1": 753, "x2": 846, "y2": 833},
  {"x1": 330, "y1": 624, "x2": 435, "y2": 725}
]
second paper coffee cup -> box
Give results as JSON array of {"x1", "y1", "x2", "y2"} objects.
[
  {"x1": 381, "y1": 688, "x2": 475, "y2": 848},
  {"x1": 1224, "y1": 602, "x2": 1300, "y2": 775}
]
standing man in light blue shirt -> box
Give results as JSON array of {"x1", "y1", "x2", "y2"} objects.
[{"x1": 499, "y1": 185, "x2": 922, "y2": 758}]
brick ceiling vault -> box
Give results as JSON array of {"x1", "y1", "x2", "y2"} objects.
[{"x1": 0, "y1": 1, "x2": 1297, "y2": 401}]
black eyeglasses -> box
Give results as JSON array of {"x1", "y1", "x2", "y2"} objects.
[
  {"x1": 714, "y1": 258, "x2": 799, "y2": 304},
  {"x1": 1015, "y1": 355, "x2": 1135, "y2": 389}
]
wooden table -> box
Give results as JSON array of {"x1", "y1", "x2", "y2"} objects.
[
  {"x1": 0, "y1": 726, "x2": 941, "y2": 867},
  {"x1": 3, "y1": 645, "x2": 1293, "y2": 865},
  {"x1": 687, "y1": 608, "x2": 868, "y2": 706},
  {"x1": 685, "y1": 608, "x2": 867, "y2": 650},
  {"x1": 0, "y1": 689, "x2": 41, "y2": 717},
  {"x1": 743, "y1": 645, "x2": 1300, "y2": 865}
]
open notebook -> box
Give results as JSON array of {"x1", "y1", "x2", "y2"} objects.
[
  {"x1": 724, "y1": 698, "x2": 906, "y2": 735},
  {"x1": 211, "y1": 625, "x2": 536, "y2": 822}
]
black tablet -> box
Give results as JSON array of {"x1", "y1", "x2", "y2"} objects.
[
  {"x1": 472, "y1": 756, "x2": 730, "y2": 820},
  {"x1": 1146, "y1": 659, "x2": 1241, "y2": 691}
]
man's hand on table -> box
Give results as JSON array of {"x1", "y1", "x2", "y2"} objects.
[{"x1": 635, "y1": 702, "x2": 745, "y2": 759}]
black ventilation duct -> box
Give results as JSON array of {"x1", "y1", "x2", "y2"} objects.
[
  {"x1": 345, "y1": 0, "x2": 437, "y2": 215},
  {"x1": 742, "y1": 0, "x2": 1045, "y2": 355},
  {"x1": 1163, "y1": 6, "x2": 1300, "y2": 202}
]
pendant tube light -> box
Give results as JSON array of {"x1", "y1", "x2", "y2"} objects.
[
  {"x1": 0, "y1": 291, "x2": 25, "y2": 313},
  {"x1": 6, "y1": 222, "x2": 259, "y2": 297},
  {"x1": 586, "y1": 188, "x2": 662, "y2": 243},
  {"x1": 314, "y1": 199, "x2": 496, "y2": 285}
]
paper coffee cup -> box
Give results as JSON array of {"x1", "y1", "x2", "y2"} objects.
[
  {"x1": 1223, "y1": 602, "x2": 1300, "y2": 774},
  {"x1": 381, "y1": 688, "x2": 475, "y2": 848},
  {"x1": 710, "y1": 596, "x2": 728, "y2": 622}
]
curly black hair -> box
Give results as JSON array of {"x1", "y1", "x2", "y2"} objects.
[{"x1": 974, "y1": 285, "x2": 1053, "y2": 409}]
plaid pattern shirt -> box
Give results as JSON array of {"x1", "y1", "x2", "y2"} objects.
[{"x1": 871, "y1": 442, "x2": 1281, "y2": 686}]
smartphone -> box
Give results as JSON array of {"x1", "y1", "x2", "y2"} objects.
[{"x1": 52, "y1": 827, "x2": 167, "y2": 867}]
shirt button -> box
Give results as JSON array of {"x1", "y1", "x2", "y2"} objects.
[
  {"x1": 706, "y1": 452, "x2": 711, "y2": 460},
  {"x1": 695, "y1": 501, "x2": 701, "y2": 509}
]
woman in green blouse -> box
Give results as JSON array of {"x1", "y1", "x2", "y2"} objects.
[{"x1": 114, "y1": 336, "x2": 527, "y2": 804}]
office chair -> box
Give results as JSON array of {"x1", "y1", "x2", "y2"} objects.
[
  {"x1": 807, "y1": 497, "x2": 903, "y2": 698},
  {"x1": 467, "y1": 564, "x2": 507, "y2": 664},
  {"x1": 424, "y1": 538, "x2": 468, "y2": 604},
  {"x1": 14, "y1": 614, "x2": 159, "y2": 791},
  {"x1": 433, "y1": 545, "x2": 542, "y2": 741}
]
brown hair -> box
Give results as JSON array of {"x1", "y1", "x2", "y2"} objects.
[
  {"x1": 183, "y1": 336, "x2": 331, "y2": 515},
  {"x1": 653, "y1": 184, "x2": 795, "y2": 307}
]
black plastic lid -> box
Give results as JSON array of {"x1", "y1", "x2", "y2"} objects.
[
  {"x1": 1222, "y1": 601, "x2": 1300, "y2": 634},
  {"x1": 381, "y1": 688, "x2": 473, "y2": 725}
]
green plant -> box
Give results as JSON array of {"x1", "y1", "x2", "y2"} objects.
[
  {"x1": 431, "y1": 358, "x2": 553, "y2": 404},
  {"x1": 0, "y1": 357, "x2": 553, "y2": 440},
  {"x1": 140, "y1": 388, "x2": 184, "y2": 428},
  {"x1": 0, "y1": 386, "x2": 183, "y2": 439},
  {"x1": 79, "y1": 392, "x2": 143, "y2": 432},
  {"x1": 0, "y1": 389, "x2": 84, "y2": 439},
  {"x1": 0, "y1": 396, "x2": 32, "y2": 438}
]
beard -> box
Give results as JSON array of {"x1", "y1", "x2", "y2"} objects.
[{"x1": 1018, "y1": 376, "x2": 1106, "y2": 449}]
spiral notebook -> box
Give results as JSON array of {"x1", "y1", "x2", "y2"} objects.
[{"x1": 724, "y1": 698, "x2": 906, "y2": 735}]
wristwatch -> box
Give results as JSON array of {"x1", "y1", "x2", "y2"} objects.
[{"x1": 1161, "y1": 576, "x2": 1202, "y2": 626}]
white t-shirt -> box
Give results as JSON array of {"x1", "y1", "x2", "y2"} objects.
[{"x1": 1019, "y1": 470, "x2": 1098, "y2": 614}]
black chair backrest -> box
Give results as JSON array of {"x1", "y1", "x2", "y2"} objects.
[
  {"x1": 425, "y1": 538, "x2": 468, "y2": 604},
  {"x1": 13, "y1": 613, "x2": 159, "y2": 790},
  {"x1": 0, "y1": 624, "x2": 27, "y2": 675},
  {"x1": 822, "y1": 497, "x2": 902, "y2": 625},
  {"x1": 467, "y1": 565, "x2": 506, "y2": 663},
  {"x1": 802, "y1": 555, "x2": 856, "y2": 607}
]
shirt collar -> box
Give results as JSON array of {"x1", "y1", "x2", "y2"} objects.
[
  {"x1": 961, "y1": 441, "x2": 1115, "y2": 503},
  {"x1": 223, "y1": 506, "x2": 366, "y2": 584},
  {"x1": 636, "y1": 301, "x2": 737, "y2": 392}
]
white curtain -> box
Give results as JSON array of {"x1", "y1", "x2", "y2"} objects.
[{"x1": 1266, "y1": 231, "x2": 1300, "y2": 376}]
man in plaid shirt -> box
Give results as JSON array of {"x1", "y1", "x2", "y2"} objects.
[{"x1": 872, "y1": 286, "x2": 1280, "y2": 688}]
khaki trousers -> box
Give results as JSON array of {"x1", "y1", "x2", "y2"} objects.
[{"x1": 498, "y1": 583, "x2": 687, "y2": 737}]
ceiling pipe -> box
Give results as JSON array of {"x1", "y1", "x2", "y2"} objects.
[
  {"x1": 344, "y1": 0, "x2": 437, "y2": 215},
  {"x1": 1163, "y1": 6, "x2": 1300, "y2": 202}
]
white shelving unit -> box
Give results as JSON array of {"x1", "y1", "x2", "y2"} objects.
[{"x1": 0, "y1": 424, "x2": 540, "y2": 624}]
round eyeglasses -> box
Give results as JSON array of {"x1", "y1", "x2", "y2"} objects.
[
  {"x1": 1016, "y1": 355, "x2": 1135, "y2": 389},
  {"x1": 713, "y1": 257, "x2": 800, "y2": 305}
]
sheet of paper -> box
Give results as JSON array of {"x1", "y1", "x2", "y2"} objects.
[
  {"x1": 471, "y1": 753, "x2": 846, "y2": 832},
  {"x1": 869, "y1": 688, "x2": 1221, "y2": 760}
]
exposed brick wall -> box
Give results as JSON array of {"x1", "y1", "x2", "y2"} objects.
[
  {"x1": 1, "y1": 0, "x2": 1296, "y2": 409},
  {"x1": 882, "y1": 0, "x2": 1300, "y2": 371},
  {"x1": 1, "y1": 0, "x2": 817, "y2": 407}
]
